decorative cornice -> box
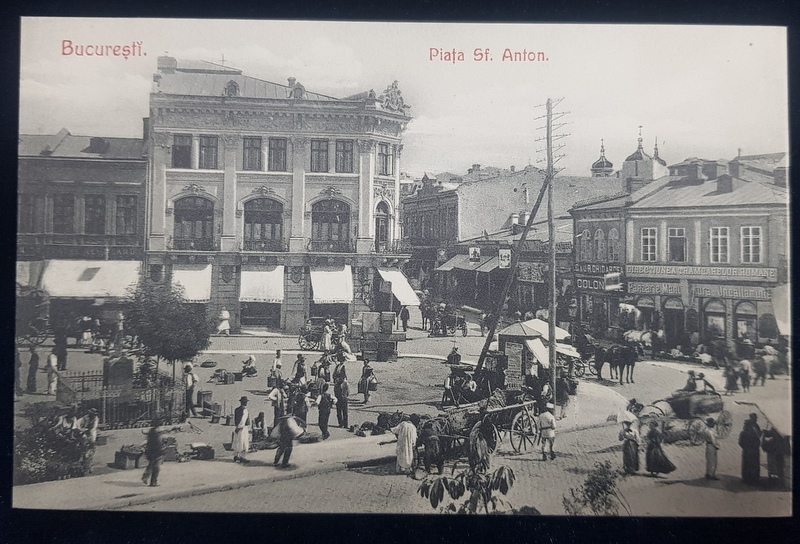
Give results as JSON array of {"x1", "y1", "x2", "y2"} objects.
[
  {"x1": 251, "y1": 185, "x2": 276, "y2": 196},
  {"x1": 357, "y1": 139, "x2": 375, "y2": 154}
]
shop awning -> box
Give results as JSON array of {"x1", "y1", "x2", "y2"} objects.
[
  {"x1": 434, "y1": 254, "x2": 470, "y2": 272},
  {"x1": 16, "y1": 261, "x2": 45, "y2": 288},
  {"x1": 475, "y1": 257, "x2": 499, "y2": 273},
  {"x1": 771, "y1": 284, "x2": 790, "y2": 335},
  {"x1": 521, "y1": 318, "x2": 570, "y2": 341},
  {"x1": 454, "y1": 255, "x2": 495, "y2": 272},
  {"x1": 172, "y1": 264, "x2": 212, "y2": 303},
  {"x1": 377, "y1": 269, "x2": 420, "y2": 306},
  {"x1": 310, "y1": 265, "x2": 353, "y2": 304},
  {"x1": 239, "y1": 266, "x2": 285, "y2": 303},
  {"x1": 525, "y1": 337, "x2": 550, "y2": 368},
  {"x1": 40, "y1": 260, "x2": 141, "y2": 298},
  {"x1": 555, "y1": 343, "x2": 581, "y2": 359}
]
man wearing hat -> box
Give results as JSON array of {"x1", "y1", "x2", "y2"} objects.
[
  {"x1": 539, "y1": 403, "x2": 557, "y2": 461},
  {"x1": 447, "y1": 347, "x2": 461, "y2": 366},
  {"x1": 183, "y1": 363, "x2": 199, "y2": 417},
  {"x1": 233, "y1": 396, "x2": 251, "y2": 463}
]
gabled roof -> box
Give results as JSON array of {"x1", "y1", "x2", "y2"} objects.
[
  {"x1": 628, "y1": 174, "x2": 787, "y2": 209},
  {"x1": 19, "y1": 130, "x2": 146, "y2": 160}
]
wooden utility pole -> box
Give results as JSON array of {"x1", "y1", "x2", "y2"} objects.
[{"x1": 546, "y1": 98, "x2": 558, "y2": 404}]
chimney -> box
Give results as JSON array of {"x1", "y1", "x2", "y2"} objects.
[
  {"x1": 510, "y1": 165, "x2": 515, "y2": 173},
  {"x1": 626, "y1": 177, "x2": 648, "y2": 193},
  {"x1": 142, "y1": 118, "x2": 150, "y2": 141},
  {"x1": 519, "y1": 211, "x2": 530, "y2": 225},
  {"x1": 716, "y1": 174, "x2": 733, "y2": 193},
  {"x1": 472, "y1": 164, "x2": 481, "y2": 172},
  {"x1": 728, "y1": 160, "x2": 740, "y2": 179},
  {"x1": 288, "y1": 77, "x2": 296, "y2": 88},
  {"x1": 510, "y1": 212, "x2": 519, "y2": 226},
  {"x1": 157, "y1": 56, "x2": 177, "y2": 74},
  {"x1": 774, "y1": 166, "x2": 787, "y2": 187}
]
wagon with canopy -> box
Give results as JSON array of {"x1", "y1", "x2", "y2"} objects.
[{"x1": 632, "y1": 390, "x2": 733, "y2": 445}]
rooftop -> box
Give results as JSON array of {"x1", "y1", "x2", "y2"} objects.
[
  {"x1": 19, "y1": 129, "x2": 146, "y2": 160},
  {"x1": 628, "y1": 174, "x2": 787, "y2": 209}
]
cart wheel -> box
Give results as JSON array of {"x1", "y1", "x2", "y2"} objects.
[
  {"x1": 688, "y1": 418, "x2": 706, "y2": 445},
  {"x1": 510, "y1": 411, "x2": 538, "y2": 453},
  {"x1": 574, "y1": 362, "x2": 586, "y2": 378},
  {"x1": 716, "y1": 410, "x2": 733, "y2": 439},
  {"x1": 461, "y1": 323, "x2": 468, "y2": 337},
  {"x1": 298, "y1": 334, "x2": 314, "y2": 351}
]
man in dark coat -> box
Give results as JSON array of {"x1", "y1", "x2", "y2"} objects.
[
  {"x1": 334, "y1": 375, "x2": 349, "y2": 428},
  {"x1": 399, "y1": 306, "x2": 410, "y2": 332},
  {"x1": 26, "y1": 347, "x2": 40, "y2": 393},
  {"x1": 54, "y1": 334, "x2": 68, "y2": 371},
  {"x1": 739, "y1": 413, "x2": 762, "y2": 485},
  {"x1": 142, "y1": 420, "x2": 166, "y2": 486}
]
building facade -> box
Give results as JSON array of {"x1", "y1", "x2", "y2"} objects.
[
  {"x1": 145, "y1": 57, "x2": 416, "y2": 332},
  {"x1": 17, "y1": 129, "x2": 146, "y2": 320},
  {"x1": 572, "y1": 147, "x2": 789, "y2": 353}
]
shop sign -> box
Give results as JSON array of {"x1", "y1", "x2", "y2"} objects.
[
  {"x1": 469, "y1": 247, "x2": 481, "y2": 262},
  {"x1": 626, "y1": 264, "x2": 777, "y2": 283},
  {"x1": 521, "y1": 240, "x2": 573, "y2": 254},
  {"x1": 519, "y1": 263, "x2": 545, "y2": 283},
  {"x1": 691, "y1": 283, "x2": 772, "y2": 301},
  {"x1": 505, "y1": 342, "x2": 524, "y2": 388},
  {"x1": 576, "y1": 274, "x2": 618, "y2": 292},
  {"x1": 575, "y1": 263, "x2": 622, "y2": 275},
  {"x1": 628, "y1": 281, "x2": 682, "y2": 295},
  {"x1": 498, "y1": 248, "x2": 511, "y2": 269}
]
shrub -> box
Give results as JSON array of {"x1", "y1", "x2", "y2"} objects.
[
  {"x1": 14, "y1": 423, "x2": 95, "y2": 485},
  {"x1": 562, "y1": 460, "x2": 631, "y2": 516}
]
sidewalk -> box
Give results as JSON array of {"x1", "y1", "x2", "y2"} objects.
[{"x1": 13, "y1": 373, "x2": 627, "y2": 511}]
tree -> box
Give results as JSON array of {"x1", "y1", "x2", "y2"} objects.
[
  {"x1": 562, "y1": 460, "x2": 631, "y2": 516},
  {"x1": 124, "y1": 279, "x2": 213, "y2": 374},
  {"x1": 15, "y1": 284, "x2": 50, "y2": 348}
]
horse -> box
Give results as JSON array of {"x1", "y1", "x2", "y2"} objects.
[{"x1": 420, "y1": 301, "x2": 437, "y2": 331}]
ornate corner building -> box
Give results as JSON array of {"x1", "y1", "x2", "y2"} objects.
[{"x1": 144, "y1": 57, "x2": 416, "y2": 332}]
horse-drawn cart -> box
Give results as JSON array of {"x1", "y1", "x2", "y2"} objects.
[
  {"x1": 430, "y1": 308, "x2": 468, "y2": 337},
  {"x1": 633, "y1": 390, "x2": 733, "y2": 445}
]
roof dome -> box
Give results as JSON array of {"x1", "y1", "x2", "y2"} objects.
[{"x1": 591, "y1": 140, "x2": 614, "y2": 171}]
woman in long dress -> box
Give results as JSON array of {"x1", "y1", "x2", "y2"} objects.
[
  {"x1": 645, "y1": 420, "x2": 676, "y2": 476},
  {"x1": 618, "y1": 420, "x2": 640, "y2": 474},
  {"x1": 321, "y1": 323, "x2": 333, "y2": 352},
  {"x1": 217, "y1": 307, "x2": 231, "y2": 336},
  {"x1": 739, "y1": 413, "x2": 762, "y2": 485},
  {"x1": 704, "y1": 418, "x2": 720, "y2": 479},
  {"x1": 390, "y1": 416, "x2": 418, "y2": 474}
]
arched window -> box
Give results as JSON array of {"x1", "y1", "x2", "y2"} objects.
[
  {"x1": 703, "y1": 298, "x2": 726, "y2": 340},
  {"x1": 375, "y1": 201, "x2": 390, "y2": 251},
  {"x1": 734, "y1": 301, "x2": 758, "y2": 342},
  {"x1": 311, "y1": 200, "x2": 350, "y2": 252},
  {"x1": 224, "y1": 80, "x2": 240, "y2": 97},
  {"x1": 243, "y1": 198, "x2": 284, "y2": 251},
  {"x1": 594, "y1": 229, "x2": 606, "y2": 261},
  {"x1": 607, "y1": 228, "x2": 620, "y2": 261},
  {"x1": 758, "y1": 313, "x2": 778, "y2": 340},
  {"x1": 581, "y1": 229, "x2": 592, "y2": 261},
  {"x1": 173, "y1": 196, "x2": 215, "y2": 250}
]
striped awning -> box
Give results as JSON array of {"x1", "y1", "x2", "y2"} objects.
[
  {"x1": 40, "y1": 260, "x2": 141, "y2": 298},
  {"x1": 239, "y1": 266, "x2": 285, "y2": 303},
  {"x1": 172, "y1": 264, "x2": 212, "y2": 303},
  {"x1": 310, "y1": 265, "x2": 353, "y2": 304}
]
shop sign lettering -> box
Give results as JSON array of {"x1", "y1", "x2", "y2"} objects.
[
  {"x1": 628, "y1": 281, "x2": 682, "y2": 295},
  {"x1": 691, "y1": 283, "x2": 772, "y2": 300},
  {"x1": 626, "y1": 264, "x2": 777, "y2": 282}
]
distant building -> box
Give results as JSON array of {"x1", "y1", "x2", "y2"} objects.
[
  {"x1": 590, "y1": 140, "x2": 614, "y2": 177},
  {"x1": 571, "y1": 151, "x2": 789, "y2": 352},
  {"x1": 17, "y1": 128, "x2": 146, "y2": 321},
  {"x1": 144, "y1": 56, "x2": 416, "y2": 332},
  {"x1": 619, "y1": 130, "x2": 669, "y2": 193}
]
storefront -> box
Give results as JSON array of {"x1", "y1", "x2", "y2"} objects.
[
  {"x1": 309, "y1": 265, "x2": 354, "y2": 323},
  {"x1": 574, "y1": 262, "x2": 623, "y2": 337},
  {"x1": 239, "y1": 266, "x2": 285, "y2": 328}
]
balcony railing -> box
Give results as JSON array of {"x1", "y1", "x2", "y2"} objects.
[
  {"x1": 171, "y1": 238, "x2": 217, "y2": 251},
  {"x1": 307, "y1": 239, "x2": 355, "y2": 253},
  {"x1": 17, "y1": 233, "x2": 142, "y2": 247},
  {"x1": 374, "y1": 240, "x2": 413, "y2": 254},
  {"x1": 242, "y1": 239, "x2": 288, "y2": 252}
]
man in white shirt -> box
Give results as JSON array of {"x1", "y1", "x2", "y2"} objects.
[
  {"x1": 539, "y1": 403, "x2": 557, "y2": 461},
  {"x1": 183, "y1": 364, "x2": 199, "y2": 417}
]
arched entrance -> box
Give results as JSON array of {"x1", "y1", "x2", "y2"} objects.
[
  {"x1": 635, "y1": 296, "x2": 656, "y2": 330},
  {"x1": 375, "y1": 201, "x2": 390, "y2": 251},
  {"x1": 734, "y1": 301, "x2": 757, "y2": 358},
  {"x1": 662, "y1": 297, "x2": 686, "y2": 348},
  {"x1": 703, "y1": 299, "x2": 727, "y2": 344}
]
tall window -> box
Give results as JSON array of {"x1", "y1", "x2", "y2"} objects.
[
  {"x1": 580, "y1": 229, "x2": 592, "y2": 261},
  {"x1": 18, "y1": 194, "x2": 36, "y2": 233},
  {"x1": 378, "y1": 143, "x2": 393, "y2": 176},
  {"x1": 375, "y1": 201, "x2": 389, "y2": 250},
  {"x1": 199, "y1": 136, "x2": 218, "y2": 169},
  {"x1": 310, "y1": 140, "x2": 329, "y2": 172},
  {"x1": 594, "y1": 229, "x2": 606, "y2": 261},
  {"x1": 641, "y1": 227, "x2": 657, "y2": 261},
  {"x1": 741, "y1": 226, "x2": 762, "y2": 263},
  {"x1": 52, "y1": 194, "x2": 75, "y2": 234},
  {"x1": 312, "y1": 200, "x2": 350, "y2": 241},
  {"x1": 335, "y1": 140, "x2": 354, "y2": 173},
  {"x1": 668, "y1": 227, "x2": 686, "y2": 262},
  {"x1": 607, "y1": 228, "x2": 620, "y2": 261},
  {"x1": 268, "y1": 138, "x2": 287, "y2": 171},
  {"x1": 116, "y1": 196, "x2": 137, "y2": 235},
  {"x1": 173, "y1": 196, "x2": 214, "y2": 250},
  {"x1": 242, "y1": 137, "x2": 262, "y2": 171},
  {"x1": 710, "y1": 227, "x2": 729, "y2": 263},
  {"x1": 172, "y1": 134, "x2": 192, "y2": 168},
  {"x1": 84, "y1": 195, "x2": 106, "y2": 235},
  {"x1": 244, "y1": 198, "x2": 283, "y2": 247}
]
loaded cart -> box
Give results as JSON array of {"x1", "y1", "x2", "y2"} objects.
[{"x1": 633, "y1": 390, "x2": 733, "y2": 445}]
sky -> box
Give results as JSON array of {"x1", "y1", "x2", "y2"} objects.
[{"x1": 19, "y1": 18, "x2": 789, "y2": 177}]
